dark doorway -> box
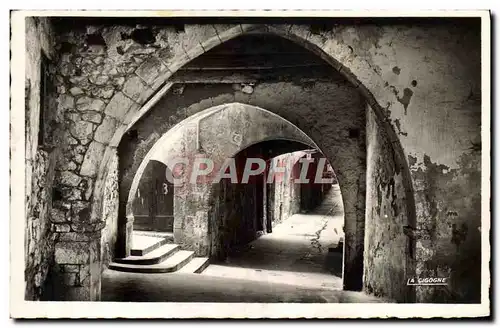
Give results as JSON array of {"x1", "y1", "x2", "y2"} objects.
[{"x1": 132, "y1": 160, "x2": 174, "y2": 232}]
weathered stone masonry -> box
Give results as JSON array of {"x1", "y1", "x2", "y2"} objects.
[
  {"x1": 24, "y1": 17, "x2": 58, "y2": 301},
  {"x1": 24, "y1": 18, "x2": 482, "y2": 303}
]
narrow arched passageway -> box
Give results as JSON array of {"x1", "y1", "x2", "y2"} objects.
[
  {"x1": 202, "y1": 140, "x2": 346, "y2": 291},
  {"x1": 104, "y1": 135, "x2": 368, "y2": 302},
  {"x1": 22, "y1": 15, "x2": 483, "y2": 307},
  {"x1": 100, "y1": 31, "x2": 415, "y2": 303},
  {"x1": 103, "y1": 105, "x2": 362, "y2": 302}
]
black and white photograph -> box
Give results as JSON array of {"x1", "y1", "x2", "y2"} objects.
[{"x1": 9, "y1": 9, "x2": 491, "y2": 319}]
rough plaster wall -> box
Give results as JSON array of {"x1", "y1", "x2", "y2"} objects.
[
  {"x1": 24, "y1": 17, "x2": 58, "y2": 300},
  {"x1": 209, "y1": 181, "x2": 259, "y2": 260},
  {"x1": 207, "y1": 152, "x2": 303, "y2": 261},
  {"x1": 356, "y1": 24, "x2": 482, "y2": 303},
  {"x1": 101, "y1": 150, "x2": 119, "y2": 267},
  {"x1": 268, "y1": 152, "x2": 303, "y2": 226},
  {"x1": 323, "y1": 23, "x2": 482, "y2": 302},
  {"x1": 304, "y1": 22, "x2": 481, "y2": 301},
  {"x1": 410, "y1": 148, "x2": 481, "y2": 303},
  {"x1": 364, "y1": 106, "x2": 411, "y2": 302}
]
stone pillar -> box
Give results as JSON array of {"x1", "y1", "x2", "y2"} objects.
[
  {"x1": 262, "y1": 172, "x2": 269, "y2": 233},
  {"x1": 172, "y1": 123, "x2": 211, "y2": 255},
  {"x1": 52, "y1": 230, "x2": 102, "y2": 301},
  {"x1": 340, "y1": 174, "x2": 366, "y2": 292},
  {"x1": 173, "y1": 181, "x2": 211, "y2": 256},
  {"x1": 125, "y1": 217, "x2": 134, "y2": 256}
]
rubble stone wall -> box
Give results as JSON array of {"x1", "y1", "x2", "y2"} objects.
[{"x1": 24, "y1": 17, "x2": 58, "y2": 301}]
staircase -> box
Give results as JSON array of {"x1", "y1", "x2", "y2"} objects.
[{"x1": 109, "y1": 231, "x2": 210, "y2": 274}]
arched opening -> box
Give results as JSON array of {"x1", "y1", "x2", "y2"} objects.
[
  {"x1": 100, "y1": 29, "x2": 416, "y2": 303},
  {"x1": 118, "y1": 102, "x2": 321, "y2": 249},
  {"x1": 204, "y1": 138, "x2": 345, "y2": 291},
  {"x1": 108, "y1": 100, "x2": 349, "y2": 298}
]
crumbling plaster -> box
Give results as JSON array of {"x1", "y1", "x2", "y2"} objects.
[{"x1": 365, "y1": 104, "x2": 413, "y2": 302}]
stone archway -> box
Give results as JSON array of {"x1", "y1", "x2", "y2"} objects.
[
  {"x1": 84, "y1": 24, "x2": 416, "y2": 302},
  {"x1": 122, "y1": 103, "x2": 318, "y2": 257},
  {"x1": 92, "y1": 24, "x2": 414, "y2": 226}
]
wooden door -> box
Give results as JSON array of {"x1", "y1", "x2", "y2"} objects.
[{"x1": 132, "y1": 160, "x2": 174, "y2": 232}]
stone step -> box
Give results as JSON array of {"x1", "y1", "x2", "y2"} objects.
[
  {"x1": 316, "y1": 204, "x2": 335, "y2": 209},
  {"x1": 314, "y1": 207, "x2": 335, "y2": 213},
  {"x1": 133, "y1": 230, "x2": 174, "y2": 243},
  {"x1": 109, "y1": 250, "x2": 195, "y2": 273},
  {"x1": 130, "y1": 234, "x2": 168, "y2": 256},
  {"x1": 115, "y1": 243, "x2": 180, "y2": 265},
  {"x1": 133, "y1": 215, "x2": 174, "y2": 232},
  {"x1": 176, "y1": 257, "x2": 210, "y2": 274}
]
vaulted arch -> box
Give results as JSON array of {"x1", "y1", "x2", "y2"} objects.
[
  {"x1": 126, "y1": 103, "x2": 316, "y2": 216},
  {"x1": 91, "y1": 24, "x2": 416, "y2": 301},
  {"x1": 123, "y1": 103, "x2": 320, "y2": 262}
]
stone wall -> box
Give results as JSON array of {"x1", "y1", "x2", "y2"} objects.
[
  {"x1": 411, "y1": 143, "x2": 481, "y2": 303},
  {"x1": 25, "y1": 150, "x2": 57, "y2": 300},
  {"x1": 364, "y1": 105, "x2": 413, "y2": 302},
  {"x1": 207, "y1": 150, "x2": 313, "y2": 261},
  {"x1": 24, "y1": 17, "x2": 58, "y2": 300},
  {"x1": 101, "y1": 149, "x2": 119, "y2": 267},
  {"x1": 267, "y1": 152, "x2": 303, "y2": 227}
]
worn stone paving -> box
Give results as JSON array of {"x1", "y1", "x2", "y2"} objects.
[
  {"x1": 102, "y1": 186, "x2": 385, "y2": 303},
  {"x1": 202, "y1": 186, "x2": 346, "y2": 290},
  {"x1": 101, "y1": 269, "x2": 386, "y2": 303}
]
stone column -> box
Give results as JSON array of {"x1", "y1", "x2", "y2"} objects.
[
  {"x1": 339, "y1": 174, "x2": 366, "y2": 292},
  {"x1": 52, "y1": 229, "x2": 103, "y2": 301},
  {"x1": 172, "y1": 123, "x2": 211, "y2": 255}
]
